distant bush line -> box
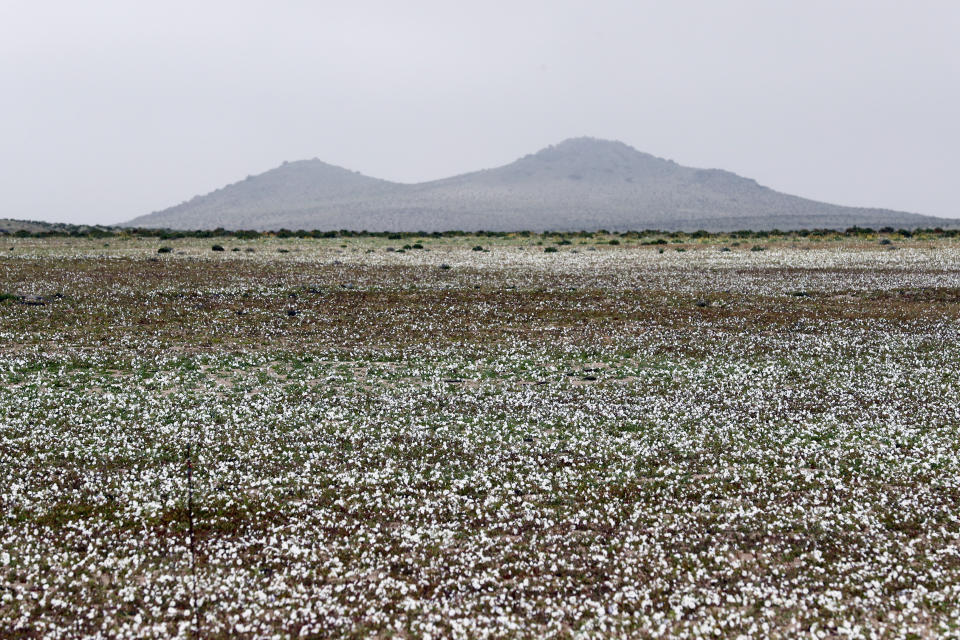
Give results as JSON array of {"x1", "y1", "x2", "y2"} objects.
[{"x1": 1, "y1": 225, "x2": 958, "y2": 241}]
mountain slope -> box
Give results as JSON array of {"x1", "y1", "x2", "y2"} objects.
[
  {"x1": 126, "y1": 138, "x2": 956, "y2": 231},
  {"x1": 0, "y1": 218, "x2": 113, "y2": 235},
  {"x1": 133, "y1": 159, "x2": 398, "y2": 230}
]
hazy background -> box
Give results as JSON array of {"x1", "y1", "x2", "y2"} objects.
[{"x1": 1, "y1": 0, "x2": 957, "y2": 225}]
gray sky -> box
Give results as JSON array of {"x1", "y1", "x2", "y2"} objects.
[{"x1": 1, "y1": 0, "x2": 958, "y2": 225}]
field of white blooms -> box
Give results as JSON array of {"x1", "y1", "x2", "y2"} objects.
[{"x1": 2, "y1": 233, "x2": 960, "y2": 639}]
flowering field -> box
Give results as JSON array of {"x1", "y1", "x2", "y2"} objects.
[{"x1": 2, "y1": 233, "x2": 960, "y2": 639}]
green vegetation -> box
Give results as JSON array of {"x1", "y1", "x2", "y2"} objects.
[{"x1": 3, "y1": 222, "x2": 960, "y2": 243}]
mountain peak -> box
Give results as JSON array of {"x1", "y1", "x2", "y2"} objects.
[
  {"x1": 502, "y1": 136, "x2": 677, "y2": 183},
  {"x1": 552, "y1": 136, "x2": 634, "y2": 150},
  {"x1": 125, "y1": 139, "x2": 952, "y2": 232},
  {"x1": 533, "y1": 137, "x2": 641, "y2": 159}
]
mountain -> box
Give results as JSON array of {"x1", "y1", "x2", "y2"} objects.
[
  {"x1": 129, "y1": 159, "x2": 396, "y2": 231},
  {"x1": 125, "y1": 138, "x2": 956, "y2": 231},
  {"x1": 0, "y1": 218, "x2": 112, "y2": 235}
]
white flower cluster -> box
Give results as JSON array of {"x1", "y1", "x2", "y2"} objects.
[{"x1": 1, "y1": 237, "x2": 960, "y2": 638}]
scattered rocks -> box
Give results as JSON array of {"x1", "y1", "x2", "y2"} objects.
[{"x1": 4, "y1": 293, "x2": 63, "y2": 306}]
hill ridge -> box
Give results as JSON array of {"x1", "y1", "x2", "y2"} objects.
[{"x1": 125, "y1": 138, "x2": 957, "y2": 231}]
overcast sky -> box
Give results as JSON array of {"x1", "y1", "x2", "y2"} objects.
[{"x1": 1, "y1": 0, "x2": 958, "y2": 225}]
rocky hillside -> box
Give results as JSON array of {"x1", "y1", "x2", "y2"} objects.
[
  {"x1": 126, "y1": 138, "x2": 956, "y2": 231},
  {"x1": 0, "y1": 218, "x2": 113, "y2": 235}
]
